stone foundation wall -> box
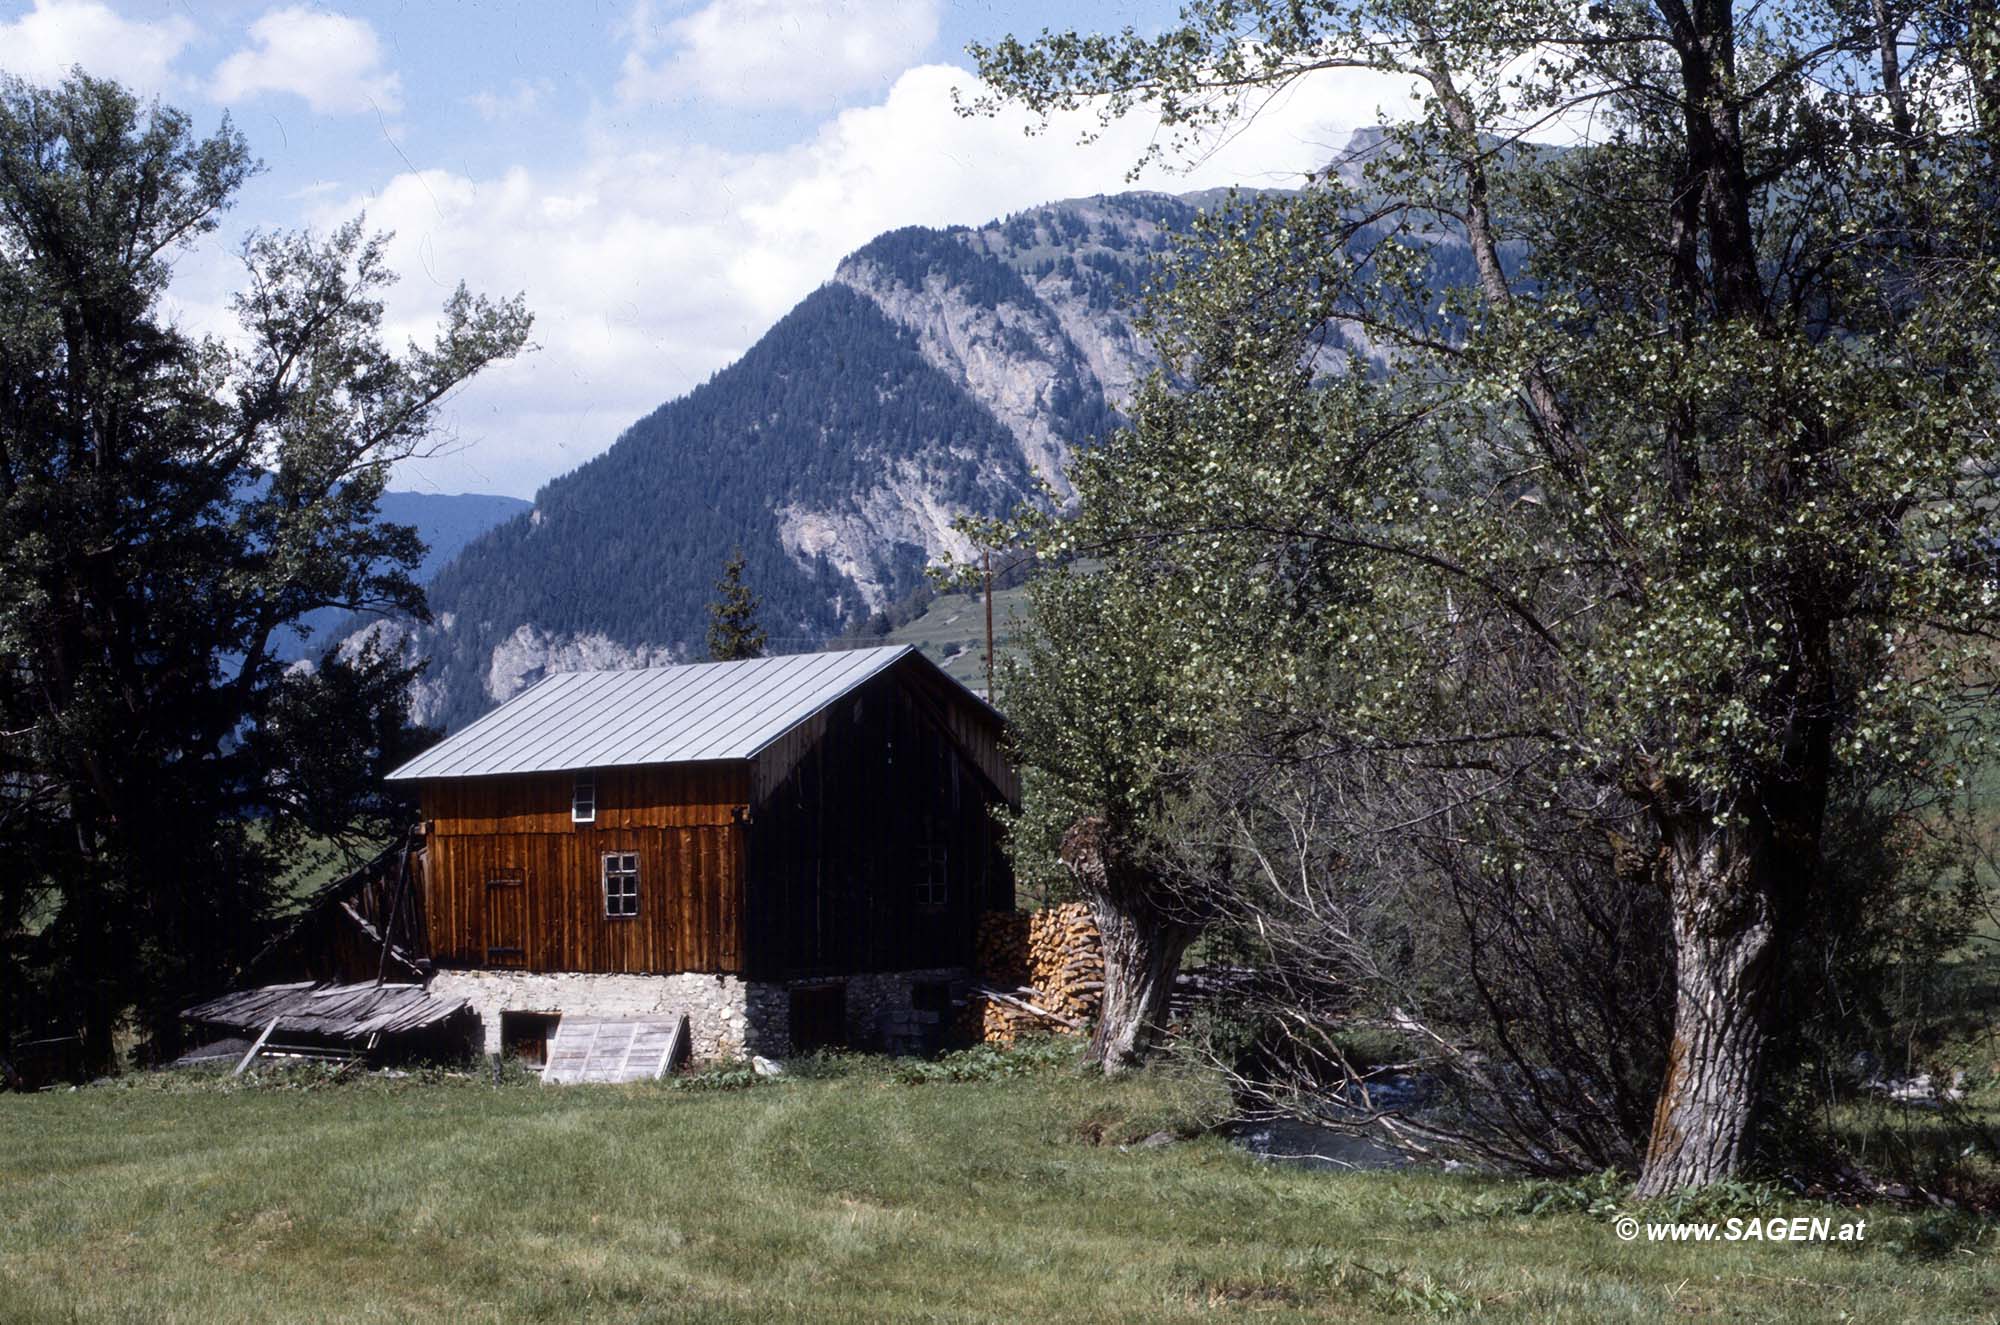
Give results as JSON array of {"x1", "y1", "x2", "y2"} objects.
[
  {"x1": 836, "y1": 968, "x2": 970, "y2": 1051},
  {"x1": 427, "y1": 965, "x2": 972, "y2": 1063},
  {"x1": 427, "y1": 970, "x2": 762, "y2": 1061}
]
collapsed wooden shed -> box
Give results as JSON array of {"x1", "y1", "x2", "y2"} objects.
[
  {"x1": 182, "y1": 981, "x2": 477, "y2": 1065},
  {"x1": 250, "y1": 835, "x2": 429, "y2": 985}
]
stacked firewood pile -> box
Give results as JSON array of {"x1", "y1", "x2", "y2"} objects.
[
  {"x1": 972, "y1": 910, "x2": 1031, "y2": 986},
  {"x1": 1026, "y1": 903, "x2": 1104, "y2": 1020},
  {"x1": 961, "y1": 904, "x2": 1104, "y2": 1045}
]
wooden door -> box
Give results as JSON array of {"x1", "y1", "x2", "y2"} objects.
[{"x1": 485, "y1": 868, "x2": 527, "y2": 966}]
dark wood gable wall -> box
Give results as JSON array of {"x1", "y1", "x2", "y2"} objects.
[
  {"x1": 419, "y1": 764, "x2": 748, "y2": 975},
  {"x1": 743, "y1": 662, "x2": 1014, "y2": 980}
]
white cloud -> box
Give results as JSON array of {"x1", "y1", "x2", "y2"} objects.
[
  {"x1": 466, "y1": 77, "x2": 553, "y2": 122},
  {"x1": 306, "y1": 61, "x2": 1419, "y2": 498},
  {"x1": 211, "y1": 6, "x2": 401, "y2": 115},
  {"x1": 618, "y1": 0, "x2": 939, "y2": 109},
  {"x1": 0, "y1": 0, "x2": 192, "y2": 94}
]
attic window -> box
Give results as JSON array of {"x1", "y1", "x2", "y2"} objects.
[
  {"x1": 572, "y1": 772, "x2": 596, "y2": 824},
  {"x1": 602, "y1": 852, "x2": 640, "y2": 917},
  {"x1": 915, "y1": 842, "x2": 948, "y2": 909}
]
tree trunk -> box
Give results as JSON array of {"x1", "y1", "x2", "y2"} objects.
[
  {"x1": 1061, "y1": 815, "x2": 1200, "y2": 1074},
  {"x1": 1089, "y1": 898, "x2": 1196, "y2": 1073},
  {"x1": 1635, "y1": 812, "x2": 1780, "y2": 1196}
]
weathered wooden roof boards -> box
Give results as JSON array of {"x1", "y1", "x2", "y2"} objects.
[
  {"x1": 181, "y1": 980, "x2": 478, "y2": 1073},
  {"x1": 183, "y1": 981, "x2": 472, "y2": 1044}
]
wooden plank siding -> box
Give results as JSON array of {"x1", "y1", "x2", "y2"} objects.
[
  {"x1": 425, "y1": 764, "x2": 748, "y2": 836},
  {"x1": 743, "y1": 666, "x2": 1013, "y2": 980},
  {"x1": 417, "y1": 763, "x2": 747, "y2": 975},
  {"x1": 897, "y1": 658, "x2": 1019, "y2": 805}
]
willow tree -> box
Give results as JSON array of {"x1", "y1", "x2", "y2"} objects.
[
  {"x1": 986, "y1": 191, "x2": 1406, "y2": 1071},
  {"x1": 1000, "y1": 567, "x2": 1217, "y2": 1070},
  {"x1": 968, "y1": 0, "x2": 2000, "y2": 1192}
]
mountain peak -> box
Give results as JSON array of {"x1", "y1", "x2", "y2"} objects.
[{"x1": 1322, "y1": 124, "x2": 1395, "y2": 188}]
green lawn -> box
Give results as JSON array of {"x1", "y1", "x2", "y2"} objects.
[{"x1": 1, "y1": 1055, "x2": 1995, "y2": 1324}]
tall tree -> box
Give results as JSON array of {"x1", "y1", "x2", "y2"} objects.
[
  {"x1": 983, "y1": 221, "x2": 1384, "y2": 1072},
  {"x1": 0, "y1": 74, "x2": 532, "y2": 1068},
  {"x1": 999, "y1": 563, "x2": 1235, "y2": 1070},
  {"x1": 706, "y1": 549, "x2": 768, "y2": 661},
  {"x1": 969, "y1": 0, "x2": 2000, "y2": 1192}
]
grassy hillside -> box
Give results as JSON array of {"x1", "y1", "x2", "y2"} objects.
[
  {"x1": 879, "y1": 584, "x2": 1033, "y2": 692},
  {"x1": 1, "y1": 1050, "x2": 1993, "y2": 1324}
]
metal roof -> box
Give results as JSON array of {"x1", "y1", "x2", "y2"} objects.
[{"x1": 385, "y1": 646, "x2": 917, "y2": 781}]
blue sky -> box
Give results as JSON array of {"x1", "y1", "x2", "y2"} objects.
[{"x1": 0, "y1": 1, "x2": 1418, "y2": 497}]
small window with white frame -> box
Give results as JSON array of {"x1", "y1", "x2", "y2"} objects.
[
  {"x1": 602, "y1": 851, "x2": 639, "y2": 917},
  {"x1": 915, "y1": 842, "x2": 948, "y2": 909},
  {"x1": 572, "y1": 772, "x2": 596, "y2": 824}
]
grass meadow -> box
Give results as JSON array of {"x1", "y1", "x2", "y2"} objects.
[{"x1": 1, "y1": 1049, "x2": 1995, "y2": 1324}]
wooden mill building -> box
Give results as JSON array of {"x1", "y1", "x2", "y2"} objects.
[{"x1": 381, "y1": 645, "x2": 1016, "y2": 1061}]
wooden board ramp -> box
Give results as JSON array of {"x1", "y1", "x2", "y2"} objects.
[{"x1": 542, "y1": 1015, "x2": 689, "y2": 1085}]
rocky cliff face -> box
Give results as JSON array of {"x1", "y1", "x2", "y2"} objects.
[
  {"x1": 377, "y1": 188, "x2": 1251, "y2": 730},
  {"x1": 791, "y1": 194, "x2": 1194, "y2": 579}
]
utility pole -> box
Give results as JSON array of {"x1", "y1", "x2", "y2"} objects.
[{"x1": 983, "y1": 547, "x2": 995, "y2": 700}]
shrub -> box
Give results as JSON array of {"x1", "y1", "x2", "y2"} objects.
[
  {"x1": 891, "y1": 1035, "x2": 1077, "y2": 1085},
  {"x1": 671, "y1": 1061, "x2": 764, "y2": 1092}
]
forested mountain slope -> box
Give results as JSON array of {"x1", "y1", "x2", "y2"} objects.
[
  {"x1": 274, "y1": 489, "x2": 529, "y2": 661},
  {"x1": 381, "y1": 155, "x2": 1464, "y2": 732},
  {"x1": 412, "y1": 281, "x2": 1034, "y2": 720}
]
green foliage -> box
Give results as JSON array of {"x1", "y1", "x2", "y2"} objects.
[
  {"x1": 1629, "y1": 1178, "x2": 1794, "y2": 1225},
  {"x1": 86, "y1": 1056, "x2": 534, "y2": 1095},
  {"x1": 1501, "y1": 1171, "x2": 1628, "y2": 1220},
  {"x1": 705, "y1": 549, "x2": 768, "y2": 661},
  {"x1": 0, "y1": 73, "x2": 530, "y2": 1063},
  {"x1": 969, "y1": 0, "x2": 2000, "y2": 1184},
  {"x1": 669, "y1": 1061, "x2": 766, "y2": 1092},
  {"x1": 775, "y1": 1048, "x2": 874, "y2": 1080},
  {"x1": 889, "y1": 1034, "x2": 1078, "y2": 1084},
  {"x1": 1887, "y1": 1209, "x2": 1994, "y2": 1261}
]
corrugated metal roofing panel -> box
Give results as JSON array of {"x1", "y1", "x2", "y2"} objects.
[{"x1": 385, "y1": 646, "x2": 913, "y2": 781}]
